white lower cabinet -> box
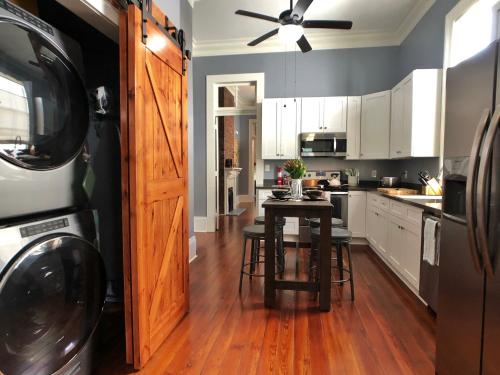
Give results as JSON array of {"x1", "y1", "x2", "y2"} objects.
[
  {"x1": 257, "y1": 189, "x2": 298, "y2": 235},
  {"x1": 366, "y1": 192, "x2": 422, "y2": 292},
  {"x1": 347, "y1": 191, "x2": 366, "y2": 237}
]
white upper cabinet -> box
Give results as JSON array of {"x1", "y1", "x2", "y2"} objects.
[
  {"x1": 280, "y1": 98, "x2": 300, "y2": 159},
  {"x1": 390, "y1": 69, "x2": 442, "y2": 158},
  {"x1": 346, "y1": 96, "x2": 361, "y2": 160},
  {"x1": 301, "y1": 97, "x2": 347, "y2": 133},
  {"x1": 261, "y1": 98, "x2": 299, "y2": 160},
  {"x1": 323, "y1": 97, "x2": 347, "y2": 133},
  {"x1": 360, "y1": 90, "x2": 391, "y2": 159},
  {"x1": 301, "y1": 97, "x2": 322, "y2": 132}
]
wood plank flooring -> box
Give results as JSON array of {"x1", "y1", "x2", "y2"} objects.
[{"x1": 95, "y1": 203, "x2": 436, "y2": 374}]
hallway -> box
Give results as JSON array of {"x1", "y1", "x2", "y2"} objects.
[{"x1": 97, "y1": 203, "x2": 436, "y2": 374}]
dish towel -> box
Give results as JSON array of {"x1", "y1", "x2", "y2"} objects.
[{"x1": 423, "y1": 218, "x2": 440, "y2": 266}]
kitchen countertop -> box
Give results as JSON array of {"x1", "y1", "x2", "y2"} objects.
[{"x1": 256, "y1": 180, "x2": 441, "y2": 215}]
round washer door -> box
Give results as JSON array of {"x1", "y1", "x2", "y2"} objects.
[
  {"x1": 0, "y1": 19, "x2": 89, "y2": 170},
  {"x1": 0, "y1": 235, "x2": 106, "y2": 375}
]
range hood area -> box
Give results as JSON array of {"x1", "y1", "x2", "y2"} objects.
[{"x1": 300, "y1": 132, "x2": 347, "y2": 158}]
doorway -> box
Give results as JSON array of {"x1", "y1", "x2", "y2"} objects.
[{"x1": 206, "y1": 73, "x2": 264, "y2": 232}]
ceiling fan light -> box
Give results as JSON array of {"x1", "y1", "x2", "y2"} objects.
[{"x1": 278, "y1": 24, "x2": 303, "y2": 44}]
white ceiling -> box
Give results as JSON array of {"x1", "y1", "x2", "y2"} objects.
[{"x1": 193, "y1": 0, "x2": 436, "y2": 56}]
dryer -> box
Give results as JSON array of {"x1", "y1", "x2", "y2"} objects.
[
  {"x1": 0, "y1": 0, "x2": 90, "y2": 221},
  {"x1": 0, "y1": 209, "x2": 106, "y2": 375}
]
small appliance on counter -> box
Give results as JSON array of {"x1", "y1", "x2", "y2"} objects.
[{"x1": 380, "y1": 176, "x2": 400, "y2": 187}]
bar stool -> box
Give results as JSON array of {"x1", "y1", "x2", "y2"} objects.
[
  {"x1": 309, "y1": 227, "x2": 354, "y2": 301},
  {"x1": 254, "y1": 216, "x2": 286, "y2": 273},
  {"x1": 239, "y1": 225, "x2": 282, "y2": 292},
  {"x1": 308, "y1": 217, "x2": 344, "y2": 228}
]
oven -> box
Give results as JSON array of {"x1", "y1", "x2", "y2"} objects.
[{"x1": 300, "y1": 132, "x2": 347, "y2": 157}]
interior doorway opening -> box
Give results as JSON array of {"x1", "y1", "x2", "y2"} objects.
[{"x1": 206, "y1": 73, "x2": 265, "y2": 232}]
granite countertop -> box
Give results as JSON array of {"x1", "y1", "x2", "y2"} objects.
[{"x1": 256, "y1": 180, "x2": 441, "y2": 214}]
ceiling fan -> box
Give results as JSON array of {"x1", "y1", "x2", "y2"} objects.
[{"x1": 235, "y1": 0, "x2": 353, "y2": 53}]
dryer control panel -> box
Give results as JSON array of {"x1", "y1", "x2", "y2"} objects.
[{"x1": 20, "y1": 218, "x2": 69, "y2": 238}]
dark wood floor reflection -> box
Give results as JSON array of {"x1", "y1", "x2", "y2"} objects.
[{"x1": 95, "y1": 203, "x2": 436, "y2": 374}]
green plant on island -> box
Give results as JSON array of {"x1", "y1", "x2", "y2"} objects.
[{"x1": 283, "y1": 159, "x2": 306, "y2": 179}]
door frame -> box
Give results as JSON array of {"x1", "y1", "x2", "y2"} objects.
[
  {"x1": 206, "y1": 73, "x2": 264, "y2": 232},
  {"x1": 248, "y1": 118, "x2": 257, "y2": 202}
]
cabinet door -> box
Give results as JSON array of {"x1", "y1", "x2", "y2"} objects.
[
  {"x1": 323, "y1": 97, "x2": 347, "y2": 133},
  {"x1": 387, "y1": 219, "x2": 404, "y2": 270},
  {"x1": 261, "y1": 99, "x2": 280, "y2": 159},
  {"x1": 375, "y1": 210, "x2": 389, "y2": 258},
  {"x1": 401, "y1": 225, "x2": 421, "y2": 288},
  {"x1": 348, "y1": 191, "x2": 366, "y2": 237},
  {"x1": 301, "y1": 97, "x2": 322, "y2": 132},
  {"x1": 400, "y1": 78, "x2": 413, "y2": 157},
  {"x1": 360, "y1": 91, "x2": 391, "y2": 159},
  {"x1": 390, "y1": 85, "x2": 404, "y2": 158},
  {"x1": 346, "y1": 96, "x2": 361, "y2": 159},
  {"x1": 280, "y1": 98, "x2": 299, "y2": 159}
]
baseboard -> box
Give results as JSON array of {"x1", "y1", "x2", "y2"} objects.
[
  {"x1": 194, "y1": 216, "x2": 207, "y2": 232},
  {"x1": 351, "y1": 237, "x2": 368, "y2": 245},
  {"x1": 238, "y1": 195, "x2": 254, "y2": 203},
  {"x1": 189, "y1": 235, "x2": 197, "y2": 262}
]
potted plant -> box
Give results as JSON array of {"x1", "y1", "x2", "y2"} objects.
[
  {"x1": 283, "y1": 159, "x2": 306, "y2": 200},
  {"x1": 345, "y1": 168, "x2": 359, "y2": 187}
]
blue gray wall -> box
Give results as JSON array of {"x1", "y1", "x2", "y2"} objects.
[{"x1": 192, "y1": 0, "x2": 459, "y2": 217}]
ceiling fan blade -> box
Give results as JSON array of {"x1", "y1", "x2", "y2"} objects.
[
  {"x1": 235, "y1": 10, "x2": 279, "y2": 23},
  {"x1": 297, "y1": 35, "x2": 312, "y2": 53},
  {"x1": 303, "y1": 20, "x2": 353, "y2": 29},
  {"x1": 292, "y1": 0, "x2": 314, "y2": 19},
  {"x1": 248, "y1": 28, "x2": 279, "y2": 46}
]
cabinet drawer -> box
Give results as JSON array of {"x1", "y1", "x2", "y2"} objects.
[
  {"x1": 378, "y1": 197, "x2": 390, "y2": 211},
  {"x1": 389, "y1": 200, "x2": 422, "y2": 230},
  {"x1": 283, "y1": 217, "x2": 299, "y2": 235}
]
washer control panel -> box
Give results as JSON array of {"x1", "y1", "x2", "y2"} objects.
[{"x1": 20, "y1": 218, "x2": 69, "y2": 238}]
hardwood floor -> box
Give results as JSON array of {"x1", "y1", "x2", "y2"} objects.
[{"x1": 95, "y1": 203, "x2": 436, "y2": 374}]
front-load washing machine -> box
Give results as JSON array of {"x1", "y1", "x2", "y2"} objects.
[
  {"x1": 0, "y1": 0, "x2": 90, "y2": 221},
  {"x1": 0, "y1": 209, "x2": 106, "y2": 375}
]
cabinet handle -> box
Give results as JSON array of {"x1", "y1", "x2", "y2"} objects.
[{"x1": 396, "y1": 151, "x2": 402, "y2": 154}]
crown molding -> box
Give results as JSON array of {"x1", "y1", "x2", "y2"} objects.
[
  {"x1": 192, "y1": 0, "x2": 436, "y2": 57},
  {"x1": 394, "y1": 0, "x2": 436, "y2": 44}
]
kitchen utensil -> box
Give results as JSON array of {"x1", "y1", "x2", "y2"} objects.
[
  {"x1": 303, "y1": 179, "x2": 320, "y2": 187},
  {"x1": 380, "y1": 177, "x2": 400, "y2": 187}
]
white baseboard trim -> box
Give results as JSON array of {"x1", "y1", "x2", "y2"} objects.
[
  {"x1": 238, "y1": 195, "x2": 254, "y2": 203},
  {"x1": 351, "y1": 237, "x2": 368, "y2": 245},
  {"x1": 194, "y1": 216, "x2": 207, "y2": 232},
  {"x1": 189, "y1": 235, "x2": 197, "y2": 262}
]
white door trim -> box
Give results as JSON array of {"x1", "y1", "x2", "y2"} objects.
[
  {"x1": 248, "y1": 118, "x2": 257, "y2": 202},
  {"x1": 206, "y1": 73, "x2": 265, "y2": 232}
]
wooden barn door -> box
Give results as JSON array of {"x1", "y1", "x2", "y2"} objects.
[{"x1": 120, "y1": 2, "x2": 189, "y2": 369}]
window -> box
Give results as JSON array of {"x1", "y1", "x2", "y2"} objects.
[{"x1": 448, "y1": 0, "x2": 499, "y2": 67}]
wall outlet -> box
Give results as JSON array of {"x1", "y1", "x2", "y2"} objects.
[
  {"x1": 402, "y1": 170, "x2": 408, "y2": 179},
  {"x1": 265, "y1": 164, "x2": 271, "y2": 172},
  {"x1": 371, "y1": 170, "x2": 377, "y2": 178}
]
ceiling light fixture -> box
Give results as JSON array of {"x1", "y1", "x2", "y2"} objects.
[{"x1": 278, "y1": 24, "x2": 303, "y2": 44}]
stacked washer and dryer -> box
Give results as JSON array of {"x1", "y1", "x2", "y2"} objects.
[{"x1": 0, "y1": 1, "x2": 106, "y2": 374}]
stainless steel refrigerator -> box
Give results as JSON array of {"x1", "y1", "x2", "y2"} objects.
[{"x1": 437, "y1": 40, "x2": 500, "y2": 375}]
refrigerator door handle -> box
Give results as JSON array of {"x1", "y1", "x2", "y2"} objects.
[
  {"x1": 466, "y1": 109, "x2": 491, "y2": 272},
  {"x1": 477, "y1": 106, "x2": 500, "y2": 276}
]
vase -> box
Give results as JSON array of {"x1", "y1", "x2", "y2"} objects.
[
  {"x1": 347, "y1": 176, "x2": 359, "y2": 187},
  {"x1": 290, "y1": 178, "x2": 303, "y2": 200}
]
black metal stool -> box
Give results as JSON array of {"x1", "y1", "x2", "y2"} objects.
[
  {"x1": 308, "y1": 217, "x2": 344, "y2": 228},
  {"x1": 254, "y1": 216, "x2": 286, "y2": 273},
  {"x1": 310, "y1": 227, "x2": 354, "y2": 301},
  {"x1": 239, "y1": 225, "x2": 282, "y2": 292}
]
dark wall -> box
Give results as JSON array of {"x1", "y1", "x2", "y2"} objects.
[{"x1": 39, "y1": 0, "x2": 123, "y2": 298}]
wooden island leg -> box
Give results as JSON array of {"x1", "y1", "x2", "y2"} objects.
[
  {"x1": 319, "y1": 209, "x2": 332, "y2": 311},
  {"x1": 264, "y1": 209, "x2": 276, "y2": 308}
]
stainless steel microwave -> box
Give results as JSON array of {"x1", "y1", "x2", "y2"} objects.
[{"x1": 300, "y1": 133, "x2": 347, "y2": 157}]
